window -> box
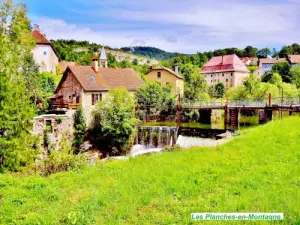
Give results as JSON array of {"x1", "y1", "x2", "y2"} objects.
[
  {"x1": 231, "y1": 73, "x2": 233, "y2": 76},
  {"x1": 211, "y1": 74, "x2": 213, "y2": 77},
  {"x1": 92, "y1": 93, "x2": 102, "y2": 105},
  {"x1": 226, "y1": 79, "x2": 228, "y2": 82},
  {"x1": 89, "y1": 76, "x2": 95, "y2": 82},
  {"x1": 43, "y1": 51, "x2": 47, "y2": 56},
  {"x1": 222, "y1": 74, "x2": 224, "y2": 77},
  {"x1": 157, "y1": 72, "x2": 161, "y2": 79}
]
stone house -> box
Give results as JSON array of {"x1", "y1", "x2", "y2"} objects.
[
  {"x1": 51, "y1": 47, "x2": 144, "y2": 126},
  {"x1": 145, "y1": 65, "x2": 184, "y2": 96},
  {"x1": 201, "y1": 54, "x2": 250, "y2": 88},
  {"x1": 31, "y1": 25, "x2": 59, "y2": 73}
]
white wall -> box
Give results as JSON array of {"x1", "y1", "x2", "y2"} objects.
[{"x1": 32, "y1": 45, "x2": 58, "y2": 73}]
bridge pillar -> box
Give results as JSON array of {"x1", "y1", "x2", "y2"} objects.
[
  {"x1": 229, "y1": 109, "x2": 239, "y2": 131},
  {"x1": 199, "y1": 109, "x2": 212, "y2": 124},
  {"x1": 259, "y1": 108, "x2": 273, "y2": 124},
  {"x1": 224, "y1": 107, "x2": 229, "y2": 130}
]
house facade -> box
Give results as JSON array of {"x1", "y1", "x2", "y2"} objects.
[
  {"x1": 51, "y1": 48, "x2": 144, "y2": 125},
  {"x1": 201, "y1": 54, "x2": 250, "y2": 87},
  {"x1": 288, "y1": 55, "x2": 300, "y2": 67},
  {"x1": 258, "y1": 55, "x2": 300, "y2": 77},
  {"x1": 258, "y1": 58, "x2": 287, "y2": 77},
  {"x1": 31, "y1": 25, "x2": 59, "y2": 73},
  {"x1": 145, "y1": 65, "x2": 184, "y2": 96}
]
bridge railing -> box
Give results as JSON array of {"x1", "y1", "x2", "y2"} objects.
[{"x1": 180, "y1": 96, "x2": 300, "y2": 108}]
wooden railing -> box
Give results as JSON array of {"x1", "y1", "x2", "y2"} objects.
[{"x1": 51, "y1": 103, "x2": 80, "y2": 110}]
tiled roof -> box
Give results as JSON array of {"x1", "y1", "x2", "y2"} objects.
[
  {"x1": 31, "y1": 29, "x2": 59, "y2": 57},
  {"x1": 288, "y1": 55, "x2": 300, "y2": 64},
  {"x1": 62, "y1": 66, "x2": 144, "y2": 92},
  {"x1": 58, "y1": 61, "x2": 77, "y2": 73},
  {"x1": 259, "y1": 58, "x2": 287, "y2": 64},
  {"x1": 201, "y1": 54, "x2": 249, "y2": 74},
  {"x1": 240, "y1": 57, "x2": 259, "y2": 65},
  {"x1": 146, "y1": 66, "x2": 183, "y2": 79},
  {"x1": 31, "y1": 29, "x2": 50, "y2": 44}
]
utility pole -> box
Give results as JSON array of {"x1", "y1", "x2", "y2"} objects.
[{"x1": 281, "y1": 87, "x2": 283, "y2": 119}]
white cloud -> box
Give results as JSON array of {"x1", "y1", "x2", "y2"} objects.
[{"x1": 30, "y1": 0, "x2": 300, "y2": 53}]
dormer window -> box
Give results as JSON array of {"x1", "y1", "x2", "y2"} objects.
[
  {"x1": 157, "y1": 72, "x2": 161, "y2": 79},
  {"x1": 89, "y1": 76, "x2": 95, "y2": 82}
]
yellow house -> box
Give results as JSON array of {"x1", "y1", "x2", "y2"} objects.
[{"x1": 145, "y1": 66, "x2": 184, "y2": 96}]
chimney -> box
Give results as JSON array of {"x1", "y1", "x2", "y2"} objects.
[
  {"x1": 174, "y1": 63, "x2": 179, "y2": 75},
  {"x1": 33, "y1": 24, "x2": 40, "y2": 31},
  {"x1": 92, "y1": 56, "x2": 99, "y2": 72}
]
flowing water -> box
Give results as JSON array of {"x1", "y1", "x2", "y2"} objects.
[{"x1": 136, "y1": 126, "x2": 178, "y2": 148}]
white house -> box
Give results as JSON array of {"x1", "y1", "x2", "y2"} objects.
[{"x1": 31, "y1": 25, "x2": 59, "y2": 73}]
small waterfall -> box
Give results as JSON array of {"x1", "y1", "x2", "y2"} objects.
[
  {"x1": 136, "y1": 126, "x2": 178, "y2": 148},
  {"x1": 131, "y1": 126, "x2": 178, "y2": 157}
]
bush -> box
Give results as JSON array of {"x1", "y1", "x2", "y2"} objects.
[{"x1": 36, "y1": 152, "x2": 87, "y2": 176}]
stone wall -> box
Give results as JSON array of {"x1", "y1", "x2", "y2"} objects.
[{"x1": 32, "y1": 112, "x2": 75, "y2": 151}]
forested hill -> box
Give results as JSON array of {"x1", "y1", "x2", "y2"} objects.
[
  {"x1": 121, "y1": 46, "x2": 177, "y2": 60},
  {"x1": 121, "y1": 44, "x2": 300, "y2": 61}
]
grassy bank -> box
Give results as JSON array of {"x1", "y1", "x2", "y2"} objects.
[{"x1": 0, "y1": 117, "x2": 300, "y2": 224}]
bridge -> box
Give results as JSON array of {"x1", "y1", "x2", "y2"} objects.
[{"x1": 137, "y1": 94, "x2": 300, "y2": 130}]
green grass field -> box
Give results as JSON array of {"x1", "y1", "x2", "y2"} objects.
[{"x1": 0, "y1": 117, "x2": 300, "y2": 224}]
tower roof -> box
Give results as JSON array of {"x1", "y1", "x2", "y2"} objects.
[{"x1": 100, "y1": 46, "x2": 107, "y2": 60}]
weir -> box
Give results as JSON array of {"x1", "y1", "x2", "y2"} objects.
[{"x1": 136, "y1": 126, "x2": 178, "y2": 148}]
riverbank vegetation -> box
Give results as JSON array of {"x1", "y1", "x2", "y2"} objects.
[{"x1": 0, "y1": 117, "x2": 299, "y2": 224}]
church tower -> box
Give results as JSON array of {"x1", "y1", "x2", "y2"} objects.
[{"x1": 99, "y1": 46, "x2": 108, "y2": 68}]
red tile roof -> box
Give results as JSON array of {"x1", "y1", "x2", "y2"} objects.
[
  {"x1": 259, "y1": 58, "x2": 287, "y2": 64},
  {"x1": 31, "y1": 29, "x2": 50, "y2": 44},
  {"x1": 31, "y1": 29, "x2": 59, "y2": 57},
  {"x1": 146, "y1": 66, "x2": 183, "y2": 79},
  {"x1": 201, "y1": 54, "x2": 249, "y2": 73},
  {"x1": 288, "y1": 55, "x2": 300, "y2": 64},
  {"x1": 58, "y1": 61, "x2": 77, "y2": 73},
  {"x1": 59, "y1": 66, "x2": 144, "y2": 92}
]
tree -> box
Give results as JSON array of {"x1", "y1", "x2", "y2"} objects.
[
  {"x1": 257, "y1": 48, "x2": 271, "y2": 59},
  {"x1": 0, "y1": 0, "x2": 38, "y2": 172},
  {"x1": 269, "y1": 73, "x2": 283, "y2": 88},
  {"x1": 290, "y1": 65, "x2": 300, "y2": 88},
  {"x1": 135, "y1": 81, "x2": 174, "y2": 110},
  {"x1": 243, "y1": 73, "x2": 260, "y2": 95},
  {"x1": 119, "y1": 60, "x2": 132, "y2": 68},
  {"x1": 271, "y1": 62, "x2": 291, "y2": 83},
  {"x1": 73, "y1": 107, "x2": 86, "y2": 153},
  {"x1": 214, "y1": 82, "x2": 225, "y2": 98},
  {"x1": 132, "y1": 58, "x2": 139, "y2": 66},
  {"x1": 243, "y1": 46, "x2": 258, "y2": 57},
  {"x1": 184, "y1": 72, "x2": 208, "y2": 101},
  {"x1": 93, "y1": 88, "x2": 138, "y2": 153}
]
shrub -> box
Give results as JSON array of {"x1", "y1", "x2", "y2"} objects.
[
  {"x1": 37, "y1": 152, "x2": 87, "y2": 176},
  {"x1": 73, "y1": 107, "x2": 86, "y2": 153},
  {"x1": 37, "y1": 132, "x2": 87, "y2": 175}
]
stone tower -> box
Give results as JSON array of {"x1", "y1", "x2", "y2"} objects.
[{"x1": 99, "y1": 46, "x2": 108, "y2": 68}]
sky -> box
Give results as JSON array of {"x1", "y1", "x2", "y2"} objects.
[{"x1": 20, "y1": 0, "x2": 300, "y2": 54}]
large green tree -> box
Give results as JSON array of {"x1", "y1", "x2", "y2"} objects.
[
  {"x1": 0, "y1": 0, "x2": 38, "y2": 172},
  {"x1": 290, "y1": 65, "x2": 300, "y2": 88},
  {"x1": 93, "y1": 88, "x2": 138, "y2": 153},
  {"x1": 135, "y1": 81, "x2": 175, "y2": 110}
]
